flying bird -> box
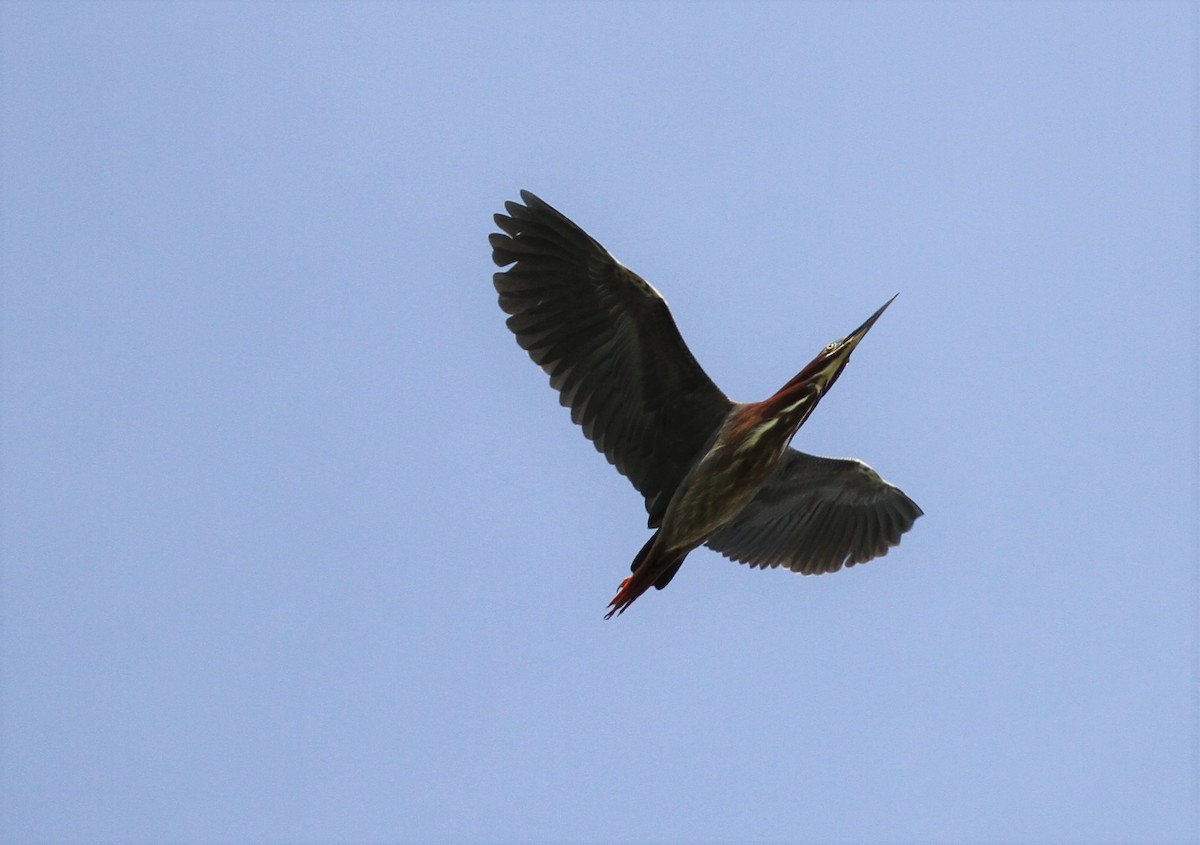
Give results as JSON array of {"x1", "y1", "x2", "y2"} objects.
[{"x1": 491, "y1": 191, "x2": 922, "y2": 617}]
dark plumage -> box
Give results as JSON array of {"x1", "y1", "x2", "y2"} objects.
[{"x1": 491, "y1": 191, "x2": 921, "y2": 616}]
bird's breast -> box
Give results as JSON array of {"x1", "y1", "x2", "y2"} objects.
[{"x1": 657, "y1": 437, "x2": 787, "y2": 550}]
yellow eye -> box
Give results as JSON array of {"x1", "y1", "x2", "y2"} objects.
[{"x1": 825, "y1": 343, "x2": 838, "y2": 352}]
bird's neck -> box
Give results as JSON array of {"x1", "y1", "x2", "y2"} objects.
[
  {"x1": 761, "y1": 375, "x2": 822, "y2": 429},
  {"x1": 727, "y1": 380, "x2": 821, "y2": 459}
]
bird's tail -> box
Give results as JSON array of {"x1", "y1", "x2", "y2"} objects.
[{"x1": 604, "y1": 531, "x2": 687, "y2": 619}]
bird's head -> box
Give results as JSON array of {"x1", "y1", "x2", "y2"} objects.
[{"x1": 794, "y1": 293, "x2": 897, "y2": 395}]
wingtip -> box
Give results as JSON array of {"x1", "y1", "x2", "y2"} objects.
[{"x1": 518, "y1": 188, "x2": 543, "y2": 208}]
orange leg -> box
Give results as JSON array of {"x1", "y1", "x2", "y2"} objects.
[{"x1": 605, "y1": 575, "x2": 643, "y2": 619}]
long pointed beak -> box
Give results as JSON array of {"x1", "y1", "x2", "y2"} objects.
[
  {"x1": 773, "y1": 293, "x2": 900, "y2": 407},
  {"x1": 841, "y1": 292, "x2": 898, "y2": 354},
  {"x1": 786, "y1": 294, "x2": 898, "y2": 396}
]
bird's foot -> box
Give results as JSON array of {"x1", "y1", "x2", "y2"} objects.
[{"x1": 604, "y1": 576, "x2": 636, "y2": 620}]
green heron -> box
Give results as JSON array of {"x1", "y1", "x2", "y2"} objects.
[{"x1": 491, "y1": 191, "x2": 922, "y2": 617}]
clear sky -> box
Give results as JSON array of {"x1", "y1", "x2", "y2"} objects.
[{"x1": 3, "y1": 2, "x2": 1196, "y2": 843}]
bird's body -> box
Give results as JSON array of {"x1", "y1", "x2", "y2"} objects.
[
  {"x1": 611, "y1": 400, "x2": 806, "y2": 615},
  {"x1": 491, "y1": 191, "x2": 922, "y2": 617}
]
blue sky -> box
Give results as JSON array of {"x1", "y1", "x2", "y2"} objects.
[{"x1": 3, "y1": 2, "x2": 1196, "y2": 842}]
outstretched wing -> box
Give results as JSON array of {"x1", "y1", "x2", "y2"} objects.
[
  {"x1": 705, "y1": 449, "x2": 922, "y2": 574},
  {"x1": 492, "y1": 191, "x2": 733, "y2": 526}
]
